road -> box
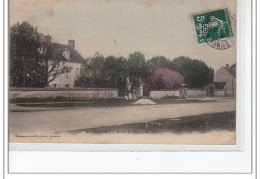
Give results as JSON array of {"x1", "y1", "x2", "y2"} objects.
[{"x1": 9, "y1": 98, "x2": 235, "y2": 135}]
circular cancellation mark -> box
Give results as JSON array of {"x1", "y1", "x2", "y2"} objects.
[{"x1": 202, "y1": 10, "x2": 236, "y2": 50}]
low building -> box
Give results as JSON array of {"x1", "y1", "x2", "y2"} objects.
[
  {"x1": 45, "y1": 35, "x2": 85, "y2": 88},
  {"x1": 214, "y1": 64, "x2": 236, "y2": 96}
]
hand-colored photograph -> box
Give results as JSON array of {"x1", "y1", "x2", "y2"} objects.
[{"x1": 9, "y1": 0, "x2": 236, "y2": 144}]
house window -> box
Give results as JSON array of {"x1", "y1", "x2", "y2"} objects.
[
  {"x1": 63, "y1": 48, "x2": 70, "y2": 60},
  {"x1": 54, "y1": 84, "x2": 57, "y2": 87},
  {"x1": 65, "y1": 84, "x2": 69, "y2": 87}
]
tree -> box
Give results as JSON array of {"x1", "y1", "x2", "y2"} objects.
[
  {"x1": 102, "y1": 55, "x2": 118, "y2": 87},
  {"x1": 75, "y1": 54, "x2": 129, "y2": 89},
  {"x1": 10, "y1": 22, "x2": 71, "y2": 87},
  {"x1": 146, "y1": 67, "x2": 184, "y2": 90},
  {"x1": 127, "y1": 52, "x2": 150, "y2": 79},
  {"x1": 42, "y1": 41, "x2": 72, "y2": 86},
  {"x1": 172, "y1": 56, "x2": 214, "y2": 88},
  {"x1": 147, "y1": 56, "x2": 172, "y2": 70},
  {"x1": 74, "y1": 59, "x2": 91, "y2": 87},
  {"x1": 10, "y1": 22, "x2": 44, "y2": 87},
  {"x1": 103, "y1": 56, "x2": 128, "y2": 87},
  {"x1": 115, "y1": 57, "x2": 128, "y2": 81},
  {"x1": 74, "y1": 52, "x2": 106, "y2": 87}
]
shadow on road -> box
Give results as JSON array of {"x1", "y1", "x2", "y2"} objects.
[{"x1": 63, "y1": 111, "x2": 235, "y2": 135}]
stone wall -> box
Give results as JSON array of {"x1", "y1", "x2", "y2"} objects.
[
  {"x1": 10, "y1": 88, "x2": 118, "y2": 100},
  {"x1": 215, "y1": 90, "x2": 225, "y2": 97},
  {"x1": 149, "y1": 89, "x2": 208, "y2": 99},
  {"x1": 186, "y1": 89, "x2": 207, "y2": 98},
  {"x1": 149, "y1": 90, "x2": 180, "y2": 99}
]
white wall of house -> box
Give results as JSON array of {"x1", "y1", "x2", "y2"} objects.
[
  {"x1": 49, "y1": 62, "x2": 81, "y2": 88},
  {"x1": 214, "y1": 67, "x2": 235, "y2": 96}
]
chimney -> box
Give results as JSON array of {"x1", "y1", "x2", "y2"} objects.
[
  {"x1": 68, "y1": 40, "x2": 75, "y2": 50},
  {"x1": 44, "y1": 35, "x2": 52, "y2": 42},
  {"x1": 226, "y1": 64, "x2": 229, "y2": 68}
]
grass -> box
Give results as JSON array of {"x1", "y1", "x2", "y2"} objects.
[{"x1": 73, "y1": 111, "x2": 236, "y2": 134}]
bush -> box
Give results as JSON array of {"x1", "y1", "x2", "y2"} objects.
[{"x1": 146, "y1": 67, "x2": 184, "y2": 90}]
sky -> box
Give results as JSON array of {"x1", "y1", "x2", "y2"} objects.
[{"x1": 10, "y1": 0, "x2": 237, "y2": 70}]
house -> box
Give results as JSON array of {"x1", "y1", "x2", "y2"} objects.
[
  {"x1": 214, "y1": 63, "x2": 236, "y2": 96},
  {"x1": 45, "y1": 35, "x2": 85, "y2": 88}
]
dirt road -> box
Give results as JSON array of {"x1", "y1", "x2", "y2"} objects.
[{"x1": 9, "y1": 98, "x2": 235, "y2": 135}]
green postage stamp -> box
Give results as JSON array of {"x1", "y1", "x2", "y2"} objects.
[{"x1": 193, "y1": 8, "x2": 234, "y2": 49}]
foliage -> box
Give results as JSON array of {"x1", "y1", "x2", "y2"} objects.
[
  {"x1": 75, "y1": 52, "x2": 149, "y2": 88},
  {"x1": 74, "y1": 53, "x2": 105, "y2": 87},
  {"x1": 103, "y1": 55, "x2": 128, "y2": 87},
  {"x1": 74, "y1": 53, "x2": 128, "y2": 88},
  {"x1": 172, "y1": 56, "x2": 214, "y2": 88},
  {"x1": 10, "y1": 22, "x2": 71, "y2": 87},
  {"x1": 127, "y1": 52, "x2": 150, "y2": 79},
  {"x1": 10, "y1": 22, "x2": 44, "y2": 87},
  {"x1": 43, "y1": 41, "x2": 72, "y2": 85},
  {"x1": 75, "y1": 53, "x2": 214, "y2": 90},
  {"x1": 146, "y1": 67, "x2": 184, "y2": 90},
  {"x1": 147, "y1": 56, "x2": 172, "y2": 70}
]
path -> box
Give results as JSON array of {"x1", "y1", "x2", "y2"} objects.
[{"x1": 9, "y1": 98, "x2": 235, "y2": 135}]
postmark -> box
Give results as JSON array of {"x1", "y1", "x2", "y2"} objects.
[{"x1": 192, "y1": 8, "x2": 236, "y2": 50}]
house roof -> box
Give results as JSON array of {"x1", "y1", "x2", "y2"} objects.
[
  {"x1": 230, "y1": 63, "x2": 236, "y2": 69},
  {"x1": 224, "y1": 63, "x2": 236, "y2": 78},
  {"x1": 55, "y1": 43, "x2": 85, "y2": 64}
]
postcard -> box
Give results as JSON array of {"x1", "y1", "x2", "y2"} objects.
[{"x1": 9, "y1": 0, "x2": 237, "y2": 145}]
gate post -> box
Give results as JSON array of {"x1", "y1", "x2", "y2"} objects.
[{"x1": 137, "y1": 78, "x2": 144, "y2": 97}]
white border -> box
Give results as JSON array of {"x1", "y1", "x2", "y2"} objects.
[
  {"x1": 8, "y1": 0, "x2": 243, "y2": 153},
  {"x1": 3, "y1": 0, "x2": 256, "y2": 176}
]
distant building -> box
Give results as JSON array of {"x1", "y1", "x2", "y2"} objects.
[
  {"x1": 45, "y1": 35, "x2": 84, "y2": 88},
  {"x1": 214, "y1": 64, "x2": 236, "y2": 96}
]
